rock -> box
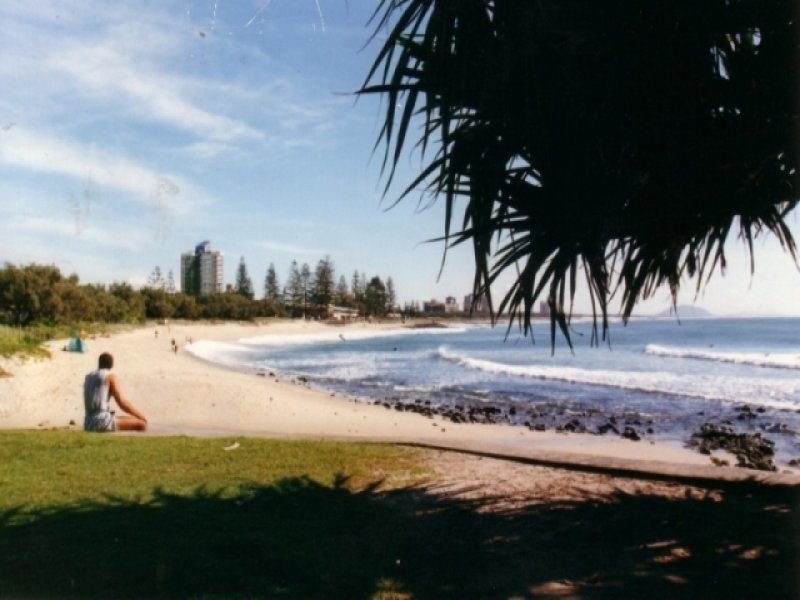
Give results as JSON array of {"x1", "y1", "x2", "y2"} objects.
[
  {"x1": 688, "y1": 423, "x2": 776, "y2": 471},
  {"x1": 621, "y1": 427, "x2": 641, "y2": 441},
  {"x1": 597, "y1": 422, "x2": 619, "y2": 436}
]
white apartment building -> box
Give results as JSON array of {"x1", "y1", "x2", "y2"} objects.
[{"x1": 180, "y1": 240, "x2": 224, "y2": 295}]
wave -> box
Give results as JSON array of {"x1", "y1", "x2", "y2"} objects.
[
  {"x1": 186, "y1": 340, "x2": 260, "y2": 367},
  {"x1": 237, "y1": 325, "x2": 469, "y2": 347},
  {"x1": 645, "y1": 344, "x2": 800, "y2": 370},
  {"x1": 437, "y1": 346, "x2": 800, "y2": 410}
]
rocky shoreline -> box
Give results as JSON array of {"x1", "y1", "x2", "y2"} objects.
[{"x1": 368, "y1": 396, "x2": 798, "y2": 472}]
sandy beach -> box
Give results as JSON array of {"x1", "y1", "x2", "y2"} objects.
[{"x1": 1, "y1": 319, "x2": 798, "y2": 485}]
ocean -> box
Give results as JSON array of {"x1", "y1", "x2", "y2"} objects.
[{"x1": 187, "y1": 317, "x2": 800, "y2": 469}]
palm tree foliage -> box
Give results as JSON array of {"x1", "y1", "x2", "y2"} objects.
[{"x1": 359, "y1": 0, "x2": 798, "y2": 346}]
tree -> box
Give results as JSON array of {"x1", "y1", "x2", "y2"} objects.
[
  {"x1": 335, "y1": 275, "x2": 349, "y2": 306},
  {"x1": 166, "y1": 270, "x2": 176, "y2": 294},
  {"x1": 286, "y1": 260, "x2": 303, "y2": 317},
  {"x1": 235, "y1": 257, "x2": 254, "y2": 299},
  {"x1": 363, "y1": 276, "x2": 387, "y2": 318},
  {"x1": 141, "y1": 287, "x2": 176, "y2": 320},
  {"x1": 0, "y1": 263, "x2": 63, "y2": 326},
  {"x1": 312, "y1": 256, "x2": 336, "y2": 310},
  {"x1": 300, "y1": 263, "x2": 312, "y2": 317},
  {"x1": 350, "y1": 271, "x2": 362, "y2": 299},
  {"x1": 385, "y1": 276, "x2": 397, "y2": 313},
  {"x1": 264, "y1": 263, "x2": 281, "y2": 302},
  {"x1": 146, "y1": 266, "x2": 164, "y2": 290},
  {"x1": 360, "y1": 1, "x2": 799, "y2": 347},
  {"x1": 108, "y1": 282, "x2": 145, "y2": 322}
]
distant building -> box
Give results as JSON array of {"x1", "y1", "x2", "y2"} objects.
[
  {"x1": 327, "y1": 305, "x2": 359, "y2": 322},
  {"x1": 444, "y1": 296, "x2": 460, "y2": 313},
  {"x1": 181, "y1": 240, "x2": 224, "y2": 295},
  {"x1": 463, "y1": 293, "x2": 490, "y2": 314},
  {"x1": 539, "y1": 301, "x2": 550, "y2": 316},
  {"x1": 423, "y1": 299, "x2": 446, "y2": 314}
]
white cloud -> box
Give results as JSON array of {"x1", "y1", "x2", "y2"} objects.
[
  {"x1": 10, "y1": 215, "x2": 146, "y2": 251},
  {"x1": 252, "y1": 240, "x2": 323, "y2": 257},
  {"x1": 0, "y1": 127, "x2": 202, "y2": 215},
  {"x1": 47, "y1": 46, "x2": 264, "y2": 144}
]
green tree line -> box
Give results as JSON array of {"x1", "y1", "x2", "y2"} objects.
[{"x1": 0, "y1": 259, "x2": 399, "y2": 327}]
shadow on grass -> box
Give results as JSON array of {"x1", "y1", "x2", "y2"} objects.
[{"x1": 1, "y1": 475, "x2": 798, "y2": 599}]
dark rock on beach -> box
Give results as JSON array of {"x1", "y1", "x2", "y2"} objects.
[
  {"x1": 621, "y1": 427, "x2": 641, "y2": 441},
  {"x1": 688, "y1": 423, "x2": 777, "y2": 471}
]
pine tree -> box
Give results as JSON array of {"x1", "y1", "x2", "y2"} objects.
[
  {"x1": 312, "y1": 256, "x2": 335, "y2": 310},
  {"x1": 147, "y1": 266, "x2": 164, "y2": 290},
  {"x1": 300, "y1": 263, "x2": 311, "y2": 317},
  {"x1": 286, "y1": 260, "x2": 303, "y2": 316},
  {"x1": 364, "y1": 276, "x2": 387, "y2": 318},
  {"x1": 385, "y1": 276, "x2": 397, "y2": 313},
  {"x1": 235, "y1": 257, "x2": 254, "y2": 299},
  {"x1": 264, "y1": 263, "x2": 280, "y2": 302},
  {"x1": 335, "y1": 275, "x2": 349, "y2": 306}
]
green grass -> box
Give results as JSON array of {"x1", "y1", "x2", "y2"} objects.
[
  {"x1": 0, "y1": 431, "x2": 432, "y2": 599},
  {"x1": 0, "y1": 323, "x2": 130, "y2": 359},
  {"x1": 0, "y1": 431, "x2": 430, "y2": 520},
  {"x1": 0, "y1": 325, "x2": 51, "y2": 359},
  {"x1": 1, "y1": 431, "x2": 797, "y2": 599}
]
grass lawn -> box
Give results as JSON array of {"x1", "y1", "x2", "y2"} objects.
[
  {"x1": 1, "y1": 431, "x2": 798, "y2": 599},
  {"x1": 0, "y1": 431, "x2": 431, "y2": 599}
]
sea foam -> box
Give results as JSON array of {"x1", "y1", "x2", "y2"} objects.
[
  {"x1": 645, "y1": 344, "x2": 800, "y2": 370},
  {"x1": 437, "y1": 346, "x2": 800, "y2": 410}
]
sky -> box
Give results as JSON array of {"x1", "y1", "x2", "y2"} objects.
[{"x1": 1, "y1": 0, "x2": 798, "y2": 317}]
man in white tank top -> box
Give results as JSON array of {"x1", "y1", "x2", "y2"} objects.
[{"x1": 83, "y1": 352, "x2": 148, "y2": 432}]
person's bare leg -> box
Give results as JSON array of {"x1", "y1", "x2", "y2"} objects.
[{"x1": 116, "y1": 415, "x2": 147, "y2": 431}]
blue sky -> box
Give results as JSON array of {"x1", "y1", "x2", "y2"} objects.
[{"x1": 1, "y1": 1, "x2": 798, "y2": 316}]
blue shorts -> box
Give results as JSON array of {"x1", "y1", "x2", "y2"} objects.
[{"x1": 84, "y1": 412, "x2": 116, "y2": 432}]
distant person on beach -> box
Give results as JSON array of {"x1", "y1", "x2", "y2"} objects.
[{"x1": 83, "y1": 352, "x2": 148, "y2": 432}]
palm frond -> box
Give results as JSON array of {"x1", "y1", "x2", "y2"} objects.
[{"x1": 358, "y1": 0, "x2": 799, "y2": 347}]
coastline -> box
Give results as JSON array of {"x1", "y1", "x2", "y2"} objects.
[{"x1": 1, "y1": 319, "x2": 798, "y2": 484}]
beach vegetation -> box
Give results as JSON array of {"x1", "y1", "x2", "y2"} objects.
[
  {"x1": 264, "y1": 262, "x2": 281, "y2": 304},
  {"x1": 364, "y1": 275, "x2": 389, "y2": 318},
  {"x1": 235, "y1": 256, "x2": 255, "y2": 299},
  {"x1": 0, "y1": 259, "x2": 402, "y2": 354},
  {"x1": 312, "y1": 255, "x2": 336, "y2": 308},
  {"x1": 0, "y1": 325, "x2": 52, "y2": 358},
  {"x1": 335, "y1": 274, "x2": 350, "y2": 305},
  {"x1": 359, "y1": 1, "x2": 798, "y2": 347},
  {"x1": 386, "y1": 276, "x2": 397, "y2": 313},
  {"x1": 146, "y1": 265, "x2": 166, "y2": 290},
  {"x1": 284, "y1": 259, "x2": 304, "y2": 317}
]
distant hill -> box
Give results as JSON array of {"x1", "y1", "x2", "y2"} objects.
[{"x1": 654, "y1": 304, "x2": 714, "y2": 318}]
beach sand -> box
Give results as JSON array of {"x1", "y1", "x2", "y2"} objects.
[{"x1": 1, "y1": 319, "x2": 797, "y2": 485}]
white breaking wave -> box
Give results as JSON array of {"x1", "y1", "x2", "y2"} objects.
[
  {"x1": 645, "y1": 344, "x2": 800, "y2": 370},
  {"x1": 186, "y1": 340, "x2": 259, "y2": 368},
  {"x1": 437, "y1": 346, "x2": 800, "y2": 410},
  {"x1": 237, "y1": 325, "x2": 469, "y2": 347}
]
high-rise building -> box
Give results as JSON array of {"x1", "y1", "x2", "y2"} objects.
[
  {"x1": 463, "y1": 293, "x2": 490, "y2": 314},
  {"x1": 181, "y1": 240, "x2": 223, "y2": 295}
]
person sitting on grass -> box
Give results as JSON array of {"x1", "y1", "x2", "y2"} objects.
[{"x1": 83, "y1": 352, "x2": 148, "y2": 432}]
